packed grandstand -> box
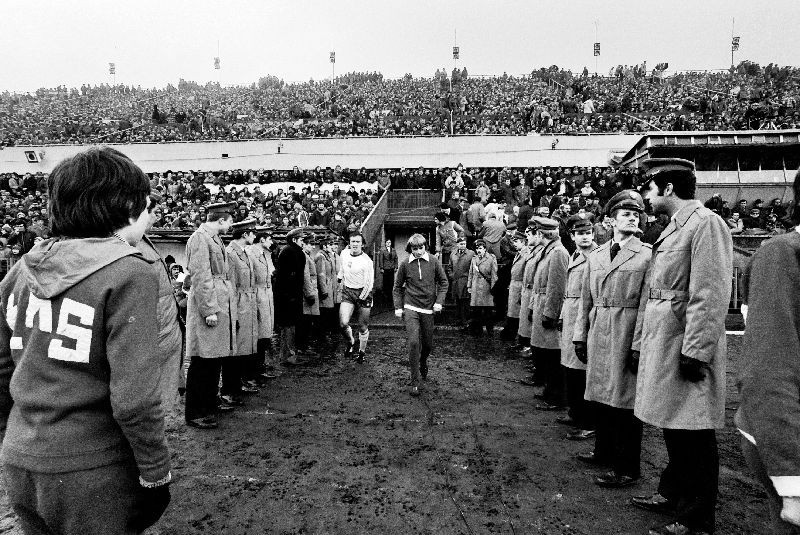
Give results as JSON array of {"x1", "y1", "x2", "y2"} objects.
[{"x1": 2, "y1": 61, "x2": 798, "y2": 146}]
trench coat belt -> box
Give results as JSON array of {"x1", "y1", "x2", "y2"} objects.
[
  {"x1": 254, "y1": 283, "x2": 271, "y2": 289},
  {"x1": 212, "y1": 274, "x2": 229, "y2": 280},
  {"x1": 594, "y1": 297, "x2": 639, "y2": 308},
  {"x1": 649, "y1": 288, "x2": 689, "y2": 301},
  {"x1": 564, "y1": 293, "x2": 581, "y2": 299},
  {"x1": 532, "y1": 288, "x2": 548, "y2": 295}
]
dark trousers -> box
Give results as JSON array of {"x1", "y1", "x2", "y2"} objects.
[
  {"x1": 455, "y1": 298, "x2": 470, "y2": 325},
  {"x1": 658, "y1": 429, "x2": 718, "y2": 532},
  {"x1": 185, "y1": 355, "x2": 223, "y2": 421},
  {"x1": 501, "y1": 317, "x2": 519, "y2": 340},
  {"x1": 382, "y1": 270, "x2": 394, "y2": 300},
  {"x1": 534, "y1": 346, "x2": 565, "y2": 406},
  {"x1": 280, "y1": 325, "x2": 296, "y2": 362},
  {"x1": 220, "y1": 356, "x2": 244, "y2": 397},
  {"x1": 741, "y1": 437, "x2": 800, "y2": 535},
  {"x1": 404, "y1": 309, "x2": 434, "y2": 386},
  {"x1": 564, "y1": 367, "x2": 593, "y2": 430},
  {"x1": 296, "y1": 314, "x2": 315, "y2": 349},
  {"x1": 3, "y1": 460, "x2": 159, "y2": 535},
  {"x1": 319, "y1": 307, "x2": 337, "y2": 338},
  {"x1": 470, "y1": 306, "x2": 495, "y2": 333},
  {"x1": 594, "y1": 403, "x2": 642, "y2": 478}
]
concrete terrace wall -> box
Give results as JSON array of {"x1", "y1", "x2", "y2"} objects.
[{"x1": 0, "y1": 135, "x2": 639, "y2": 174}]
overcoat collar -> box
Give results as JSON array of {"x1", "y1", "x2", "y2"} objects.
[
  {"x1": 568, "y1": 242, "x2": 598, "y2": 270},
  {"x1": 601, "y1": 237, "x2": 644, "y2": 283},
  {"x1": 654, "y1": 200, "x2": 703, "y2": 247}
]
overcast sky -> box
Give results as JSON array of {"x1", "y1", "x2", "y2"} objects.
[{"x1": 3, "y1": 0, "x2": 799, "y2": 91}]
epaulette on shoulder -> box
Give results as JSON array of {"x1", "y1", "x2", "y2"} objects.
[{"x1": 642, "y1": 242, "x2": 653, "y2": 249}]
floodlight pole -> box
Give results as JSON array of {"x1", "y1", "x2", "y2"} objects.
[
  {"x1": 595, "y1": 21, "x2": 599, "y2": 75},
  {"x1": 730, "y1": 18, "x2": 735, "y2": 69}
]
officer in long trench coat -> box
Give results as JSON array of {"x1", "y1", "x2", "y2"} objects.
[
  {"x1": 573, "y1": 192, "x2": 651, "y2": 488},
  {"x1": 502, "y1": 230, "x2": 530, "y2": 341},
  {"x1": 558, "y1": 215, "x2": 598, "y2": 438},
  {"x1": 516, "y1": 223, "x2": 542, "y2": 359},
  {"x1": 527, "y1": 216, "x2": 569, "y2": 409},
  {"x1": 631, "y1": 159, "x2": 733, "y2": 535},
  {"x1": 246, "y1": 227, "x2": 277, "y2": 377},
  {"x1": 225, "y1": 219, "x2": 259, "y2": 397},
  {"x1": 184, "y1": 202, "x2": 237, "y2": 429}
]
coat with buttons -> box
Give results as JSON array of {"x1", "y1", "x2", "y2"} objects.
[
  {"x1": 185, "y1": 224, "x2": 237, "y2": 358},
  {"x1": 506, "y1": 246, "x2": 530, "y2": 319},
  {"x1": 633, "y1": 202, "x2": 732, "y2": 430},
  {"x1": 314, "y1": 250, "x2": 336, "y2": 309},
  {"x1": 573, "y1": 238, "x2": 651, "y2": 409},
  {"x1": 517, "y1": 244, "x2": 543, "y2": 338},
  {"x1": 559, "y1": 243, "x2": 597, "y2": 370},
  {"x1": 245, "y1": 244, "x2": 275, "y2": 340},
  {"x1": 227, "y1": 241, "x2": 258, "y2": 356},
  {"x1": 449, "y1": 247, "x2": 475, "y2": 300},
  {"x1": 302, "y1": 249, "x2": 320, "y2": 316},
  {"x1": 529, "y1": 239, "x2": 569, "y2": 350},
  {"x1": 467, "y1": 252, "x2": 498, "y2": 307}
]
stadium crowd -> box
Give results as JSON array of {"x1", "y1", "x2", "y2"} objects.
[
  {"x1": 0, "y1": 161, "x2": 790, "y2": 271},
  {"x1": 2, "y1": 62, "x2": 800, "y2": 146}
]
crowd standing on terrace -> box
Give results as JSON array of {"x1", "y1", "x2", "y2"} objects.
[
  {"x1": 2, "y1": 61, "x2": 800, "y2": 146},
  {"x1": 0, "y1": 160, "x2": 789, "y2": 275}
]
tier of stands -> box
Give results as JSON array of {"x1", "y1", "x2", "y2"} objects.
[{"x1": 2, "y1": 63, "x2": 798, "y2": 146}]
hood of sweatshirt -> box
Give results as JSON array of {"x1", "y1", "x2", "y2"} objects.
[{"x1": 22, "y1": 237, "x2": 153, "y2": 300}]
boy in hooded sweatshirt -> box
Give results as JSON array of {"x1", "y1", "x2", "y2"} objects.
[{"x1": 0, "y1": 147, "x2": 171, "y2": 535}]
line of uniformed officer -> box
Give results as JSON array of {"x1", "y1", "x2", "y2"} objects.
[
  {"x1": 514, "y1": 159, "x2": 732, "y2": 535},
  {"x1": 183, "y1": 204, "x2": 278, "y2": 430}
]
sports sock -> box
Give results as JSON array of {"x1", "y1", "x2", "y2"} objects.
[{"x1": 358, "y1": 329, "x2": 369, "y2": 352}]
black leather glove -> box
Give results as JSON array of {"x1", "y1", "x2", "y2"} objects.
[
  {"x1": 131, "y1": 484, "x2": 171, "y2": 532},
  {"x1": 573, "y1": 341, "x2": 587, "y2": 364},
  {"x1": 527, "y1": 309, "x2": 533, "y2": 322},
  {"x1": 541, "y1": 315, "x2": 558, "y2": 329},
  {"x1": 557, "y1": 319, "x2": 563, "y2": 332},
  {"x1": 304, "y1": 295, "x2": 316, "y2": 305},
  {"x1": 319, "y1": 292, "x2": 329, "y2": 301},
  {"x1": 679, "y1": 355, "x2": 706, "y2": 382},
  {"x1": 626, "y1": 349, "x2": 640, "y2": 374}
]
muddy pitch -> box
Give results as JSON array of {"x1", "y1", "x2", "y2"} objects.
[{"x1": 1, "y1": 333, "x2": 770, "y2": 534}]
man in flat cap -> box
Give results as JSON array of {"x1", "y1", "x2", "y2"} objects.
[
  {"x1": 184, "y1": 202, "x2": 237, "y2": 430},
  {"x1": 449, "y1": 236, "x2": 475, "y2": 329},
  {"x1": 223, "y1": 219, "x2": 259, "y2": 406},
  {"x1": 526, "y1": 216, "x2": 569, "y2": 407},
  {"x1": 275, "y1": 228, "x2": 308, "y2": 366},
  {"x1": 557, "y1": 215, "x2": 598, "y2": 441},
  {"x1": 631, "y1": 158, "x2": 732, "y2": 535},
  {"x1": 573, "y1": 191, "x2": 651, "y2": 488}
]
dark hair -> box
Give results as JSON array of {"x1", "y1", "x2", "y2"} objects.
[
  {"x1": 48, "y1": 147, "x2": 150, "y2": 238},
  {"x1": 206, "y1": 212, "x2": 232, "y2": 223},
  {"x1": 790, "y1": 168, "x2": 800, "y2": 225},
  {"x1": 348, "y1": 231, "x2": 365, "y2": 243},
  {"x1": 648, "y1": 169, "x2": 696, "y2": 200},
  {"x1": 231, "y1": 227, "x2": 254, "y2": 240},
  {"x1": 434, "y1": 212, "x2": 447, "y2": 222}
]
